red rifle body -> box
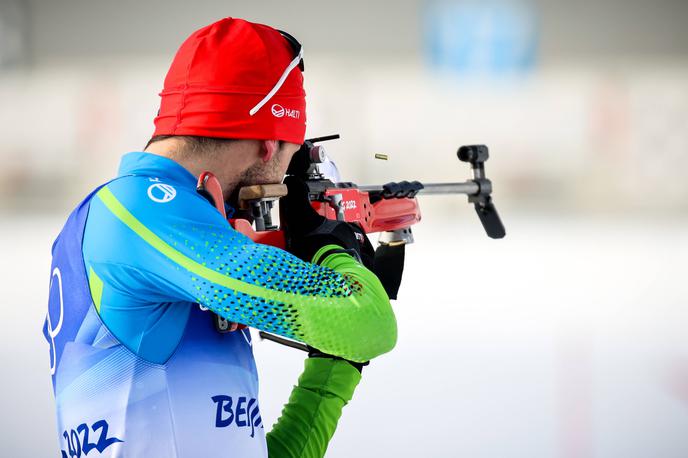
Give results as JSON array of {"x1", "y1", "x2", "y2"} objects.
[{"x1": 230, "y1": 187, "x2": 422, "y2": 246}]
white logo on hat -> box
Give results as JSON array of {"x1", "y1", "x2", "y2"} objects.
[
  {"x1": 147, "y1": 183, "x2": 176, "y2": 203},
  {"x1": 271, "y1": 103, "x2": 300, "y2": 119}
]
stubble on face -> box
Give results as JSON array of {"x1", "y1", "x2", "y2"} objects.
[
  {"x1": 226, "y1": 146, "x2": 287, "y2": 206},
  {"x1": 241, "y1": 147, "x2": 285, "y2": 186}
]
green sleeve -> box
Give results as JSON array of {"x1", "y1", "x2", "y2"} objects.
[
  {"x1": 304, "y1": 244, "x2": 397, "y2": 362},
  {"x1": 267, "y1": 357, "x2": 362, "y2": 458}
]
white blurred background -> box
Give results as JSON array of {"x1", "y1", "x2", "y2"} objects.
[{"x1": 1, "y1": 0, "x2": 687, "y2": 456}]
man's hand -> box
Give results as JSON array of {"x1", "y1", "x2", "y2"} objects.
[{"x1": 280, "y1": 175, "x2": 374, "y2": 266}]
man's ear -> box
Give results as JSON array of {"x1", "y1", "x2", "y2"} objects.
[{"x1": 260, "y1": 140, "x2": 279, "y2": 163}]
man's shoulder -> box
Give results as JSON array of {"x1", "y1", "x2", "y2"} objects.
[
  {"x1": 93, "y1": 174, "x2": 211, "y2": 223},
  {"x1": 82, "y1": 174, "x2": 210, "y2": 271},
  {"x1": 84, "y1": 173, "x2": 239, "y2": 259}
]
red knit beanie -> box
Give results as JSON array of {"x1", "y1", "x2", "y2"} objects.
[{"x1": 153, "y1": 17, "x2": 306, "y2": 144}]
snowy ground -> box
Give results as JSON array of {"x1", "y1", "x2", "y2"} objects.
[{"x1": 2, "y1": 210, "x2": 687, "y2": 457}]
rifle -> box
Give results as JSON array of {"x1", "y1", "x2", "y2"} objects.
[{"x1": 197, "y1": 135, "x2": 506, "y2": 350}]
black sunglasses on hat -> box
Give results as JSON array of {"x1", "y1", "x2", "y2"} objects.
[
  {"x1": 249, "y1": 29, "x2": 305, "y2": 116},
  {"x1": 278, "y1": 30, "x2": 305, "y2": 72}
]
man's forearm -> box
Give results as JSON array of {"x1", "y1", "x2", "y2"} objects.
[{"x1": 267, "y1": 358, "x2": 362, "y2": 458}]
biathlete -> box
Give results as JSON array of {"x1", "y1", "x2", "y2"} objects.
[{"x1": 44, "y1": 17, "x2": 397, "y2": 457}]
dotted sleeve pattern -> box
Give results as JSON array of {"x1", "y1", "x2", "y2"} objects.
[{"x1": 96, "y1": 185, "x2": 397, "y2": 362}]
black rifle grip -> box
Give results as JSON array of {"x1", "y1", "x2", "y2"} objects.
[{"x1": 474, "y1": 199, "x2": 506, "y2": 239}]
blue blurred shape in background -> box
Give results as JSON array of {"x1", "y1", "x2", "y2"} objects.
[{"x1": 423, "y1": 0, "x2": 539, "y2": 75}]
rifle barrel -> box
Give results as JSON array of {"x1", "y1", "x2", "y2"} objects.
[{"x1": 358, "y1": 181, "x2": 480, "y2": 196}]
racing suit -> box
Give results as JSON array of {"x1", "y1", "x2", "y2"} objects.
[{"x1": 44, "y1": 151, "x2": 397, "y2": 457}]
